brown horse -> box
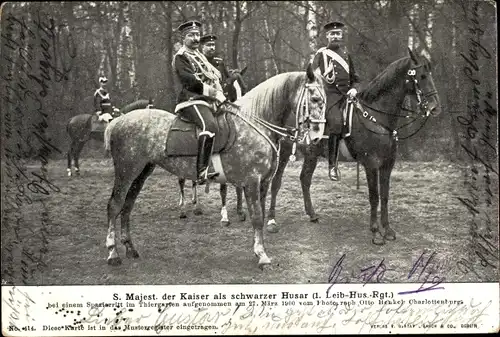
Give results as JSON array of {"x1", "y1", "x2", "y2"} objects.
[
  {"x1": 66, "y1": 99, "x2": 152, "y2": 177},
  {"x1": 266, "y1": 48, "x2": 442, "y2": 245},
  {"x1": 103, "y1": 64, "x2": 326, "y2": 268}
]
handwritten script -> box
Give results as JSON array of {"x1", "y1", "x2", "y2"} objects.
[
  {"x1": 456, "y1": 1, "x2": 499, "y2": 280},
  {"x1": 2, "y1": 6, "x2": 75, "y2": 285}
]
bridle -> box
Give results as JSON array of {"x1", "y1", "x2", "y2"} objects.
[
  {"x1": 352, "y1": 63, "x2": 438, "y2": 140},
  {"x1": 251, "y1": 82, "x2": 327, "y2": 144}
]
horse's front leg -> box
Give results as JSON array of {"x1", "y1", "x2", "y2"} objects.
[
  {"x1": 220, "y1": 183, "x2": 230, "y2": 226},
  {"x1": 267, "y1": 142, "x2": 292, "y2": 233},
  {"x1": 300, "y1": 145, "x2": 320, "y2": 222},
  {"x1": 244, "y1": 178, "x2": 271, "y2": 269},
  {"x1": 380, "y1": 161, "x2": 396, "y2": 241},
  {"x1": 365, "y1": 167, "x2": 384, "y2": 245},
  {"x1": 178, "y1": 178, "x2": 187, "y2": 218}
]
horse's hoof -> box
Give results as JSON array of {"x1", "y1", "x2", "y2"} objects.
[
  {"x1": 238, "y1": 212, "x2": 246, "y2": 222},
  {"x1": 67, "y1": 169, "x2": 72, "y2": 177},
  {"x1": 107, "y1": 257, "x2": 122, "y2": 266},
  {"x1": 221, "y1": 220, "x2": 230, "y2": 227},
  {"x1": 194, "y1": 208, "x2": 203, "y2": 216},
  {"x1": 179, "y1": 212, "x2": 187, "y2": 219},
  {"x1": 75, "y1": 170, "x2": 80, "y2": 176},
  {"x1": 258, "y1": 256, "x2": 272, "y2": 270},
  {"x1": 371, "y1": 232, "x2": 385, "y2": 246},
  {"x1": 126, "y1": 250, "x2": 140, "y2": 259},
  {"x1": 266, "y1": 221, "x2": 279, "y2": 233},
  {"x1": 310, "y1": 215, "x2": 319, "y2": 223},
  {"x1": 384, "y1": 228, "x2": 396, "y2": 241}
]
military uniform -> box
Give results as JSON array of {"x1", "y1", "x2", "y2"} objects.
[
  {"x1": 94, "y1": 77, "x2": 114, "y2": 122},
  {"x1": 208, "y1": 55, "x2": 230, "y2": 84},
  {"x1": 172, "y1": 20, "x2": 226, "y2": 184},
  {"x1": 311, "y1": 44, "x2": 360, "y2": 134},
  {"x1": 312, "y1": 21, "x2": 360, "y2": 181},
  {"x1": 200, "y1": 34, "x2": 230, "y2": 92}
]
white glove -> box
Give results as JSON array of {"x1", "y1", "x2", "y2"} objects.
[
  {"x1": 215, "y1": 90, "x2": 226, "y2": 103},
  {"x1": 347, "y1": 88, "x2": 357, "y2": 99}
]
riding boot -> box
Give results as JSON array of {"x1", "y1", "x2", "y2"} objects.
[
  {"x1": 328, "y1": 134, "x2": 341, "y2": 181},
  {"x1": 196, "y1": 132, "x2": 219, "y2": 185}
]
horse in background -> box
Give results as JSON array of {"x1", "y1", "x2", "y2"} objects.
[
  {"x1": 66, "y1": 99, "x2": 153, "y2": 177},
  {"x1": 177, "y1": 66, "x2": 249, "y2": 224},
  {"x1": 103, "y1": 64, "x2": 326, "y2": 268},
  {"x1": 266, "y1": 48, "x2": 441, "y2": 245}
]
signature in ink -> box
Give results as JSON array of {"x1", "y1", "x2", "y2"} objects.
[
  {"x1": 327, "y1": 254, "x2": 392, "y2": 296},
  {"x1": 398, "y1": 251, "x2": 445, "y2": 295}
]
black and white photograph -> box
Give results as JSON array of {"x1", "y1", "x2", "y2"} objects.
[{"x1": 1, "y1": 0, "x2": 498, "y2": 335}]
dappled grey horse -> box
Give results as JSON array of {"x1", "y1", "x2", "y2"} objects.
[{"x1": 103, "y1": 64, "x2": 326, "y2": 268}]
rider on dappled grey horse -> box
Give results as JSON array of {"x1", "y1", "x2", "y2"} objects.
[
  {"x1": 94, "y1": 76, "x2": 117, "y2": 123},
  {"x1": 311, "y1": 21, "x2": 361, "y2": 181},
  {"x1": 172, "y1": 20, "x2": 227, "y2": 185}
]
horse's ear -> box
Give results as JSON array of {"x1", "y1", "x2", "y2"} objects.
[
  {"x1": 408, "y1": 47, "x2": 418, "y2": 64},
  {"x1": 306, "y1": 62, "x2": 315, "y2": 82},
  {"x1": 241, "y1": 65, "x2": 247, "y2": 75}
]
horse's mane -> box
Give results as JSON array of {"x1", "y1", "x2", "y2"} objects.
[
  {"x1": 235, "y1": 72, "x2": 308, "y2": 122},
  {"x1": 120, "y1": 99, "x2": 151, "y2": 114},
  {"x1": 358, "y1": 57, "x2": 412, "y2": 104}
]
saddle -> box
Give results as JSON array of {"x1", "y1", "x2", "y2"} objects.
[{"x1": 165, "y1": 101, "x2": 237, "y2": 157}]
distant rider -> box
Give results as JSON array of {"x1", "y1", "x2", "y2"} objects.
[{"x1": 94, "y1": 76, "x2": 115, "y2": 123}]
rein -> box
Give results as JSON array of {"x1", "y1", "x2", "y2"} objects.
[{"x1": 352, "y1": 67, "x2": 435, "y2": 140}]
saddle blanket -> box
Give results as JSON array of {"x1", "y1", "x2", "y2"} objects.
[
  {"x1": 90, "y1": 115, "x2": 111, "y2": 132},
  {"x1": 165, "y1": 113, "x2": 236, "y2": 157}
]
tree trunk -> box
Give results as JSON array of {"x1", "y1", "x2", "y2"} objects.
[{"x1": 232, "y1": 1, "x2": 242, "y2": 68}]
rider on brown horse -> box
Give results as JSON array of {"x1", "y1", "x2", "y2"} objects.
[
  {"x1": 94, "y1": 76, "x2": 115, "y2": 122},
  {"x1": 311, "y1": 21, "x2": 361, "y2": 181},
  {"x1": 172, "y1": 20, "x2": 226, "y2": 185},
  {"x1": 200, "y1": 34, "x2": 230, "y2": 86}
]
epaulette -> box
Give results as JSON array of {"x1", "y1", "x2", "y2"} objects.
[
  {"x1": 315, "y1": 47, "x2": 327, "y2": 55},
  {"x1": 174, "y1": 46, "x2": 187, "y2": 58}
]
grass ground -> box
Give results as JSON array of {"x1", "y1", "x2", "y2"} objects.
[{"x1": 2, "y1": 156, "x2": 498, "y2": 286}]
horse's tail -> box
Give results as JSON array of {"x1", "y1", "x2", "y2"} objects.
[{"x1": 104, "y1": 120, "x2": 114, "y2": 153}]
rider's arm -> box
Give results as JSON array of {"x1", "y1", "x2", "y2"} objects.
[
  {"x1": 174, "y1": 54, "x2": 218, "y2": 98},
  {"x1": 349, "y1": 55, "x2": 361, "y2": 91}
]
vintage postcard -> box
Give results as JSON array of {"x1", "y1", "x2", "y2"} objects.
[{"x1": 1, "y1": 1, "x2": 498, "y2": 335}]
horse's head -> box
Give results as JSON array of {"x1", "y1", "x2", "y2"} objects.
[
  {"x1": 407, "y1": 48, "x2": 441, "y2": 117},
  {"x1": 224, "y1": 66, "x2": 248, "y2": 102},
  {"x1": 297, "y1": 63, "x2": 327, "y2": 145}
]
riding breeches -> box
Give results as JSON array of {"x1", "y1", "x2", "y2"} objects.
[
  {"x1": 326, "y1": 94, "x2": 345, "y2": 135},
  {"x1": 178, "y1": 104, "x2": 218, "y2": 136}
]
